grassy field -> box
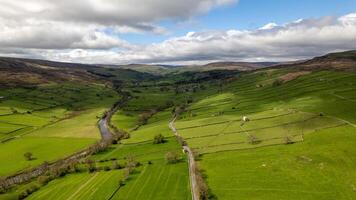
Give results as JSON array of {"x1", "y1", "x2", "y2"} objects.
[
  {"x1": 26, "y1": 171, "x2": 124, "y2": 200},
  {"x1": 200, "y1": 125, "x2": 356, "y2": 200},
  {"x1": 173, "y1": 70, "x2": 356, "y2": 199},
  {"x1": 4, "y1": 86, "x2": 191, "y2": 200},
  {"x1": 1, "y1": 64, "x2": 356, "y2": 200},
  {"x1": 0, "y1": 83, "x2": 119, "y2": 176}
]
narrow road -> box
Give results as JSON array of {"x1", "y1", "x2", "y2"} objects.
[{"x1": 169, "y1": 117, "x2": 199, "y2": 200}]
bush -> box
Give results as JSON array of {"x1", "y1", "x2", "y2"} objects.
[
  {"x1": 18, "y1": 191, "x2": 28, "y2": 200},
  {"x1": 103, "y1": 166, "x2": 111, "y2": 171},
  {"x1": 272, "y1": 79, "x2": 283, "y2": 87},
  {"x1": 153, "y1": 134, "x2": 166, "y2": 144},
  {"x1": 119, "y1": 179, "x2": 126, "y2": 186},
  {"x1": 165, "y1": 152, "x2": 181, "y2": 164},
  {"x1": 284, "y1": 136, "x2": 294, "y2": 145},
  {"x1": 19, "y1": 184, "x2": 40, "y2": 199},
  {"x1": 112, "y1": 161, "x2": 122, "y2": 169},
  {"x1": 37, "y1": 175, "x2": 51, "y2": 186},
  {"x1": 247, "y1": 135, "x2": 261, "y2": 145},
  {"x1": 24, "y1": 152, "x2": 33, "y2": 161},
  {"x1": 86, "y1": 159, "x2": 96, "y2": 173},
  {"x1": 0, "y1": 186, "x2": 6, "y2": 194}
]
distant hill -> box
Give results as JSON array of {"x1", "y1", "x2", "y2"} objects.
[
  {"x1": 0, "y1": 57, "x2": 157, "y2": 87},
  {"x1": 103, "y1": 61, "x2": 279, "y2": 75},
  {"x1": 278, "y1": 50, "x2": 356, "y2": 71},
  {"x1": 201, "y1": 61, "x2": 277, "y2": 70}
]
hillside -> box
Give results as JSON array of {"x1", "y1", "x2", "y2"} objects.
[
  {"x1": 0, "y1": 57, "x2": 157, "y2": 87},
  {"x1": 0, "y1": 51, "x2": 355, "y2": 200},
  {"x1": 278, "y1": 50, "x2": 356, "y2": 71}
]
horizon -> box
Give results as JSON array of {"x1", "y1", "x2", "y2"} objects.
[{"x1": 0, "y1": 0, "x2": 355, "y2": 65}]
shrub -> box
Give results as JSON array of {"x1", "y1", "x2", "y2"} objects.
[
  {"x1": 0, "y1": 186, "x2": 6, "y2": 194},
  {"x1": 284, "y1": 136, "x2": 294, "y2": 145},
  {"x1": 37, "y1": 175, "x2": 51, "y2": 186},
  {"x1": 119, "y1": 179, "x2": 126, "y2": 186},
  {"x1": 18, "y1": 191, "x2": 28, "y2": 200},
  {"x1": 272, "y1": 79, "x2": 283, "y2": 87},
  {"x1": 19, "y1": 184, "x2": 40, "y2": 199},
  {"x1": 165, "y1": 152, "x2": 181, "y2": 164},
  {"x1": 153, "y1": 134, "x2": 166, "y2": 144},
  {"x1": 103, "y1": 166, "x2": 111, "y2": 171},
  {"x1": 71, "y1": 163, "x2": 81, "y2": 172},
  {"x1": 112, "y1": 161, "x2": 122, "y2": 169},
  {"x1": 86, "y1": 159, "x2": 96, "y2": 173},
  {"x1": 24, "y1": 152, "x2": 33, "y2": 161},
  {"x1": 247, "y1": 135, "x2": 261, "y2": 145}
]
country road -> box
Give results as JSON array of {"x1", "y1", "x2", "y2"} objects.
[{"x1": 169, "y1": 117, "x2": 199, "y2": 200}]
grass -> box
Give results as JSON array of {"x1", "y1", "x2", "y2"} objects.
[
  {"x1": 199, "y1": 125, "x2": 356, "y2": 200},
  {"x1": 112, "y1": 160, "x2": 190, "y2": 200},
  {"x1": 2, "y1": 67, "x2": 356, "y2": 200},
  {"x1": 30, "y1": 108, "x2": 106, "y2": 139},
  {"x1": 0, "y1": 83, "x2": 119, "y2": 177},
  {"x1": 26, "y1": 171, "x2": 124, "y2": 200},
  {"x1": 0, "y1": 137, "x2": 95, "y2": 176},
  {"x1": 174, "y1": 69, "x2": 356, "y2": 199},
  {"x1": 110, "y1": 110, "x2": 139, "y2": 132}
]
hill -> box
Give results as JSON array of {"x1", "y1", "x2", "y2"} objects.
[
  {"x1": 0, "y1": 50, "x2": 355, "y2": 200},
  {"x1": 278, "y1": 50, "x2": 356, "y2": 71},
  {"x1": 0, "y1": 57, "x2": 157, "y2": 87}
]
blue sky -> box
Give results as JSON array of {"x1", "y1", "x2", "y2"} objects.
[{"x1": 121, "y1": 0, "x2": 356, "y2": 44}]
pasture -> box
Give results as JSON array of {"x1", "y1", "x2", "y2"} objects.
[
  {"x1": 174, "y1": 70, "x2": 356, "y2": 199},
  {"x1": 27, "y1": 171, "x2": 124, "y2": 200},
  {"x1": 0, "y1": 83, "x2": 119, "y2": 176}
]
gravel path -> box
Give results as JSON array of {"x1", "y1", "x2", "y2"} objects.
[{"x1": 169, "y1": 117, "x2": 199, "y2": 200}]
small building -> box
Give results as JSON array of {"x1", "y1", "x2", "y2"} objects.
[{"x1": 243, "y1": 116, "x2": 250, "y2": 122}]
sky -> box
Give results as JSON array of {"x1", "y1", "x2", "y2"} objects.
[{"x1": 0, "y1": 0, "x2": 356, "y2": 64}]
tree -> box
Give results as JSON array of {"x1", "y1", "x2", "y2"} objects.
[
  {"x1": 24, "y1": 152, "x2": 33, "y2": 161},
  {"x1": 37, "y1": 175, "x2": 51, "y2": 186},
  {"x1": 165, "y1": 152, "x2": 181, "y2": 164},
  {"x1": 112, "y1": 161, "x2": 122, "y2": 169},
  {"x1": 272, "y1": 79, "x2": 283, "y2": 87},
  {"x1": 86, "y1": 159, "x2": 96, "y2": 173},
  {"x1": 284, "y1": 136, "x2": 294, "y2": 145},
  {"x1": 153, "y1": 134, "x2": 166, "y2": 144}
]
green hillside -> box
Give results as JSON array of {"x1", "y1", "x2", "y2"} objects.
[{"x1": 1, "y1": 53, "x2": 356, "y2": 200}]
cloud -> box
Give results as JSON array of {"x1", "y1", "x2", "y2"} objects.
[
  {"x1": 0, "y1": 2, "x2": 355, "y2": 65},
  {"x1": 0, "y1": 0, "x2": 236, "y2": 50},
  {"x1": 37, "y1": 13, "x2": 356, "y2": 64}
]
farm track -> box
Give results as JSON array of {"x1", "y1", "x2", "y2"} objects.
[{"x1": 169, "y1": 116, "x2": 198, "y2": 200}]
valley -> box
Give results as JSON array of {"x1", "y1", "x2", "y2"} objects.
[{"x1": 0, "y1": 51, "x2": 356, "y2": 200}]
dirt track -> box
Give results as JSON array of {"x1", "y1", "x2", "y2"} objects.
[{"x1": 169, "y1": 117, "x2": 199, "y2": 200}]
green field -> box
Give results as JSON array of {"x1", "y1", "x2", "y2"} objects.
[
  {"x1": 0, "y1": 83, "x2": 119, "y2": 176},
  {"x1": 1, "y1": 60, "x2": 356, "y2": 200},
  {"x1": 173, "y1": 70, "x2": 356, "y2": 199},
  {"x1": 200, "y1": 125, "x2": 356, "y2": 200},
  {"x1": 27, "y1": 171, "x2": 124, "y2": 200}
]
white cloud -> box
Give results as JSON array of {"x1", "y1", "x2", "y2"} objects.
[
  {"x1": 0, "y1": 0, "x2": 236, "y2": 50},
  {"x1": 48, "y1": 13, "x2": 356, "y2": 64},
  {"x1": 0, "y1": 1, "x2": 355, "y2": 65}
]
